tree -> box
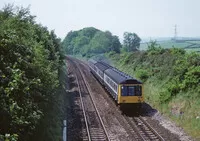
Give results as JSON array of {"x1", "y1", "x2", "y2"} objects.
[
  {"x1": 0, "y1": 5, "x2": 63, "y2": 140},
  {"x1": 73, "y1": 36, "x2": 90, "y2": 54},
  {"x1": 123, "y1": 32, "x2": 141, "y2": 52},
  {"x1": 62, "y1": 31, "x2": 78, "y2": 54},
  {"x1": 62, "y1": 27, "x2": 121, "y2": 56},
  {"x1": 80, "y1": 27, "x2": 99, "y2": 39},
  {"x1": 110, "y1": 35, "x2": 121, "y2": 53},
  {"x1": 88, "y1": 31, "x2": 110, "y2": 54}
]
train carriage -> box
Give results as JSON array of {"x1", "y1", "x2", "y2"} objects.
[
  {"x1": 89, "y1": 60, "x2": 110, "y2": 84},
  {"x1": 88, "y1": 59, "x2": 97, "y2": 72},
  {"x1": 88, "y1": 59, "x2": 144, "y2": 108},
  {"x1": 104, "y1": 68, "x2": 144, "y2": 105},
  {"x1": 94, "y1": 62, "x2": 111, "y2": 84}
]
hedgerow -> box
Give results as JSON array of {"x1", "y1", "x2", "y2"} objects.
[{"x1": 0, "y1": 5, "x2": 63, "y2": 141}]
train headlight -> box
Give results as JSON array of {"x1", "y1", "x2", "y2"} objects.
[{"x1": 138, "y1": 97, "x2": 142, "y2": 102}]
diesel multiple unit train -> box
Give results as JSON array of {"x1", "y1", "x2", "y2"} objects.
[{"x1": 88, "y1": 59, "x2": 144, "y2": 108}]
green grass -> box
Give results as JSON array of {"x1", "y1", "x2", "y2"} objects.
[
  {"x1": 185, "y1": 48, "x2": 200, "y2": 52},
  {"x1": 168, "y1": 92, "x2": 200, "y2": 138},
  {"x1": 186, "y1": 40, "x2": 200, "y2": 44},
  {"x1": 144, "y1": 80, "x2": 200, "y2": 139},
  {"x1": 140, "y1": 40, "x2": 200, "y2": 52},
  {"x1": 159, "y1": 41, "x2": 190, "y2": 48}
]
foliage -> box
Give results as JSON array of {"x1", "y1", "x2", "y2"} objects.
[
  {"x1": 170, "y1": 47, "x2": 186, "y2": 55},
  {"x1": 107, "y1": 44, "x2": 200, "y2": 138},
  {"x1": 123, "y1": 32, "x2": 141, "y2": 52},
  {"x1": 0, "y1": 5, "x2": 63, "y2": 141},
  {"x1": 147, "y1": 40, "x2": 165, "y2": 55},
  {"x1": 62, "y1": 27, "x2": 121, "y2": 56},
  {"x1": 111, "y1": 43, "x2": 200, "y2": 100},
  {"x1": 168, "y1": 51, "x2": 200, "y2": 94},
  {"x1": 135, "y1": 69, "x2": 149, "y2": 81}
]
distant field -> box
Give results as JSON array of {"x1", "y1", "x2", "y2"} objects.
[
  {"x1": 186, "y1": 40, "x2": 200, "y2": 44},
  {"x1": 140, "y1": 40, "x2": 200, "y2": 52},
  {"x1": 185, "y1": 48, "x2": 200, "y2": 52}
]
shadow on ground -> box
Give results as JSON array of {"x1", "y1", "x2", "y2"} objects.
[{"x1": 121, "y1": 103, "x2": 158, "y2": 117}]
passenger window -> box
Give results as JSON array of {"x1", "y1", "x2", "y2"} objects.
[
  {"x1": 128, "y1": 86, "x2": 135, "y2": 96},
  {"x1": 135, "y1": 86, "x2": 142, "y2": 96},
  {"x1": 121, "y1": 86, "x2": 142, "y2": 96},
  {"x1": 114, "y1": 85, "x2": 117, "y2": 91},
  {"x1": 121, "y1": 86, "x2": 127, "y2": 96}
]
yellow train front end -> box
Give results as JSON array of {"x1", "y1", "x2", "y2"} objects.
[{"x1": 117, "y1": 84, "x2": 144, "y2": 104}]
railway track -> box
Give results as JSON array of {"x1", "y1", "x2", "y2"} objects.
[
  {"x1": 125, "y1": 115, "x2": 165, "y2": 141},
  {"x1": 68, "y1": 58, "x2": 110, "y2": 141},
  {"x1": 68, "y1": 57, "x2": 166, "y2": 141},
  {"x1": 75, "y1": 58, "x2": 165, "y2": 141}
]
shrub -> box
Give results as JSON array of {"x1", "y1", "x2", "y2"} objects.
[
  {"x1": 147, "y1": 40, "x2": 165, "y2": 55},
  {"x1": 159, "y1": 90, "x2": 171, "y2": 103},
  {"x1": 135, "y1": 69, "x2": 149, "y2": 81},
  {"x1": 170, "y1": 47, "x2": 185, "y2": 55},
  {"x1": 0, "y1": 5, "x2": 63, "y2": 140}
]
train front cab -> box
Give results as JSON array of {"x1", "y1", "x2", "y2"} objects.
[{"x1": 117, "y1": 84, "x2": 144, "y2": 110}]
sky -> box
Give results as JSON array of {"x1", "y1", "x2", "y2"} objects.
[{"x1": 0, "y1": 0, "x2": 200, "y2": 40}]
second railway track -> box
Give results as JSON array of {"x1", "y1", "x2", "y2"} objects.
[
  {"x1": 68, "y1": 58, "x2": 110, "y2": 141},
  {"x1": 125, "y1": 116, "x2": 165, "y2": 141}
]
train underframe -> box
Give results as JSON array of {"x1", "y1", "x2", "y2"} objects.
[{"x1": 119, "y1": 103, "x2": 142, "y2": 112}]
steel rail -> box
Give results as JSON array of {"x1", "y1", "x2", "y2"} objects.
[
  {"x1": 75, "y1": 72, "x2": 91, "y2": 141},
  {"x1": 70, "y1": 58, "x2": 110, "y2": 141},
  {"x1": 139, "y1": 116, "x2": 165, "y2": 141},
  {"x1": 69, "y1": 57, "x2": 165, "y2": 141},
  {"x1": 124, "y1": 116, "x2": 146, "y2": 141},
  {"x1": 75, "y1": 60, "x2": 110, "y2": 141},
  {"x1": 78, "y1": 63, "x2": 110, "y2": 141}
]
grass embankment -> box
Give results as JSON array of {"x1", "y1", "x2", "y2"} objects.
[{"x1": 106, "y1": 48, "x2": 200, "y2": 139}]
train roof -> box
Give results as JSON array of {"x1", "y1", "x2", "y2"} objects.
[
  {"x1": 88, "y1": 59, "x2": 142, "y2": 84},
  {"x1": 95, "y1": 62, "x2": 111, "y2": 72},
  {"x1": 88, "y1": 59, "x2": 98, "y2": 64},
  {"x1": 104, "y1": 68, "x2": 142, "y2": 84}
]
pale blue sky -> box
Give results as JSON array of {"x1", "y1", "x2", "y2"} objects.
[{"x1": 0, "y1": 0, "x2": 200, "y2": 39}]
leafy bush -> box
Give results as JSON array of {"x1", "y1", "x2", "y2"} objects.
[
  {"x1": 170, "y1": 47, "x2": 186, "y2": 55},
  {"x1": 135, "y1": 69, "x2": 149, "y2": 81},
  {"x1": 159, "y1": 90, "x2": 171, "y2": 103},
  {"x1": 0, "y1": 5, "x2": 63, "y2": 140},
  {"x1": 147, "y1": 40, "x2": 165, "y2": 55}
]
